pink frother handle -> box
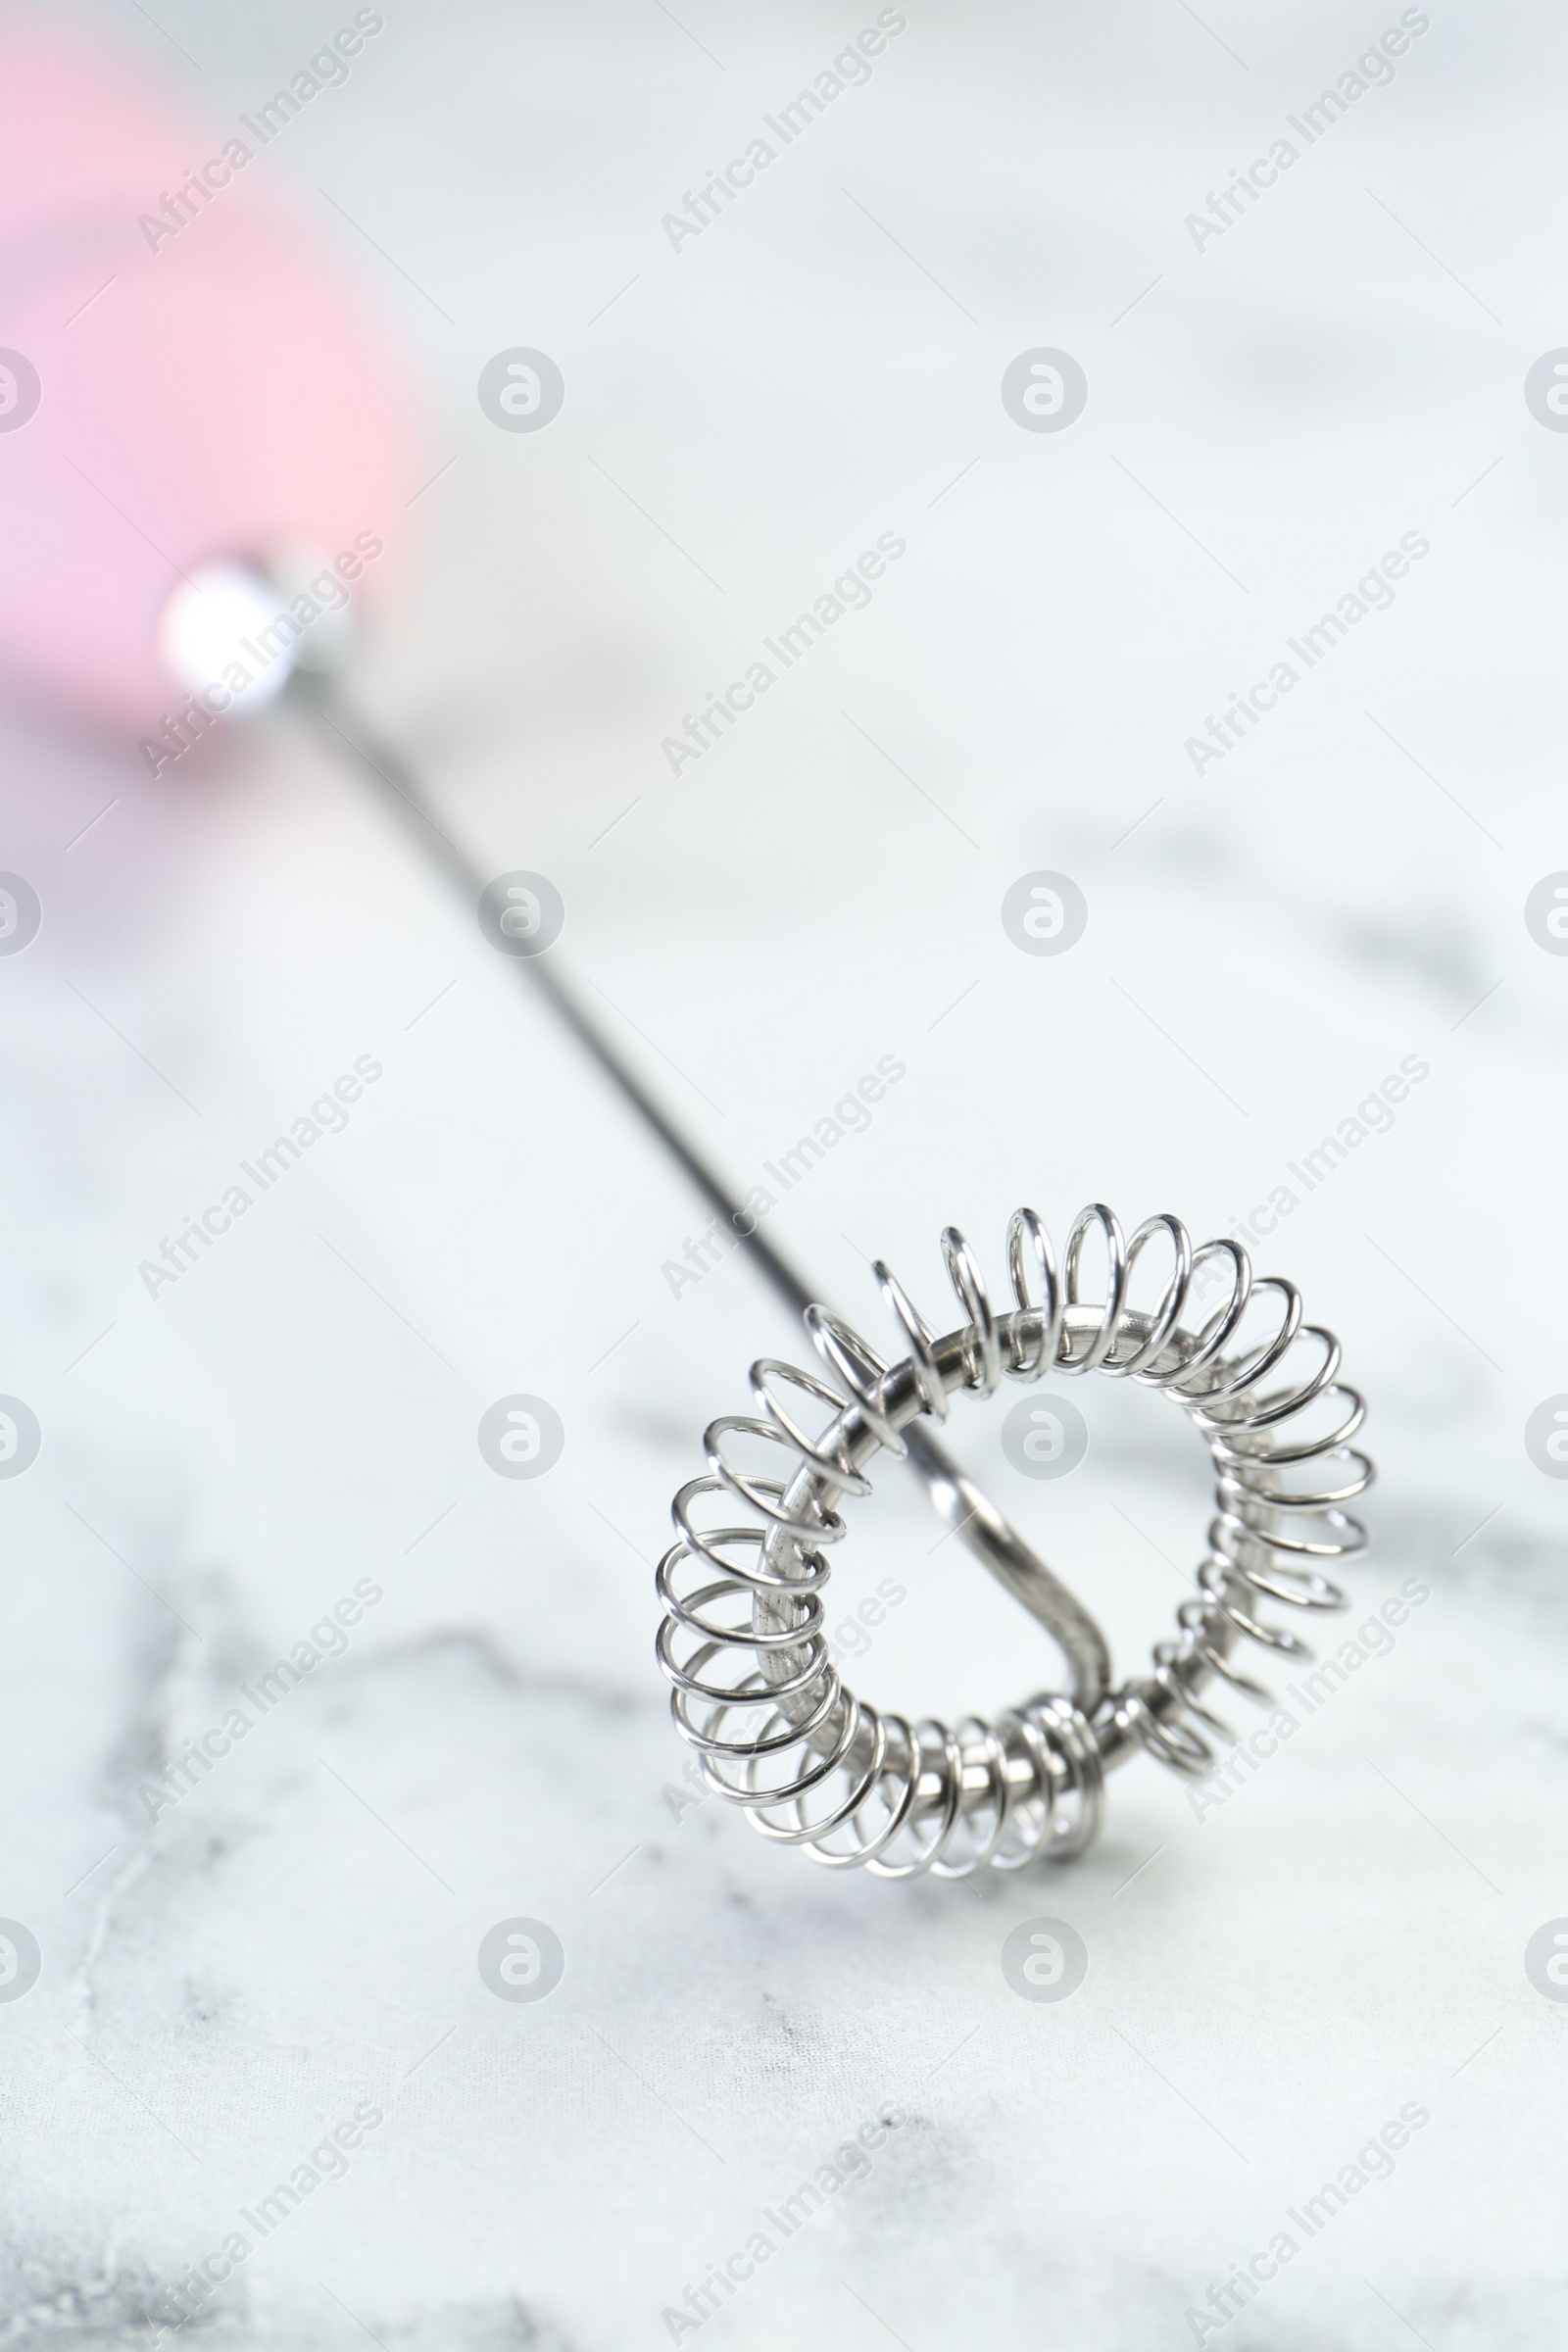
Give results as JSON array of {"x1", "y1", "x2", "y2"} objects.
[{"x1": 0, "y1": 25, "x2": 420, "y2": 737}]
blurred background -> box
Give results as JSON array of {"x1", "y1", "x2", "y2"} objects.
[{"x1": 1, "y1": 1, "x2": 1565, "y2": 2344}]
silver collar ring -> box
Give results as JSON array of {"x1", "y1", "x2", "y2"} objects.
[{"x1": 654, "y1": 1203, "x2": 1372, "y2": 1880}]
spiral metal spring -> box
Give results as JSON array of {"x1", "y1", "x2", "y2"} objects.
[{"x1": 655, "y1": 1205, "x2": 1371, "y2": 1878}]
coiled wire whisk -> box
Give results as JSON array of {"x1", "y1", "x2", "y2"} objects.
[{"x1": 655, "y1": 1204, "x2": 1371, "y2": 1877}]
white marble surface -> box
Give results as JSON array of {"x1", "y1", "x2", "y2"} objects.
[{"x1": 4, "y1": 2, "x2": 1568, "y2": 2345}]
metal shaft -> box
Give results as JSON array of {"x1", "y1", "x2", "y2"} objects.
[
  {"x1": 299, "y1": 681, "x2": 815, "y2": 1325},
  {"x1": 301, "y1": 681, "x2": 1096, "y2": 1694}
]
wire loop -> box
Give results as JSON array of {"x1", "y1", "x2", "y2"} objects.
[{"x1": 655, "y1": 1204, "x2": 1372, "y2": 1875}]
